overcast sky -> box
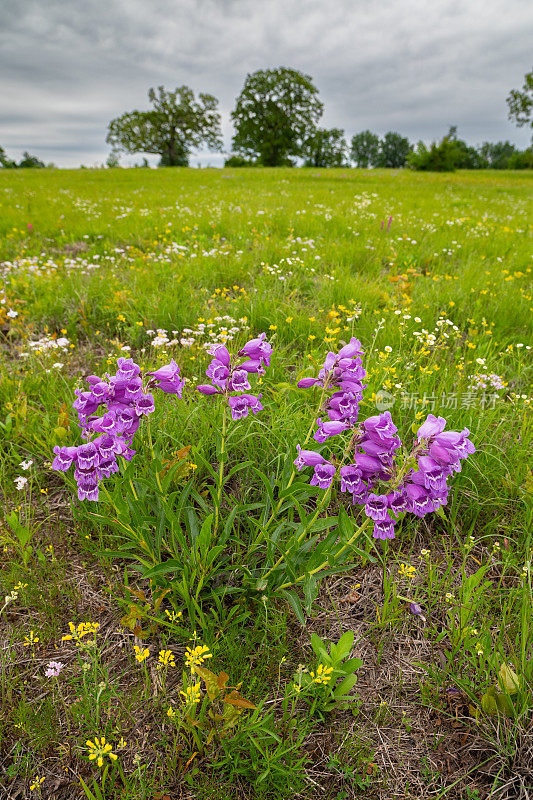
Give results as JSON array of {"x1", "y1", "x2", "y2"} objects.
[{"x1": 1, "y1": 0, "x2": 532, "y2": 167}]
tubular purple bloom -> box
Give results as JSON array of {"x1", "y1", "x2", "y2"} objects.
[
  {"x1": 314, "y1": 418, "x2": 349, "y2": 443},
  {"x1": 294, "y1": 445, "x2": 326, "y2": 471},
  {"x1": 340, "y1": 465, "x2": 364, "y2": 494},
  {"x1": 373, "y1": 513, "x2": 395, "y2": 540},
  {"x1": 417, "y1": 456, "x2": 450, "y2": 492},
  {"x1": 135, "y1": 394, "x2": 155, "y2": 415},
  {"x1": 77, "y1": 442, "x2": 99, "y2": 469},
  {"x1": 78, "y1": 484, "x2": 99, "y2": 502},
  {"x1": 364, "y1": 493, "x2": 389, "y2": 522},
  {"x1": 240, "y1": 359, "x2": 263, "y2": 374},
  {"x1": 206, "y1": 360, "x2": 230, "y2": 387},
  {"x1": 238, "y1": 333, "x2": 272, "y2": 366},
  {"x1": 363, "y1": 411, "x2": 399, "y2": 443},
  {"x1": 116, "y1": 357, "x2": 140, "y2": 381},
  {"x1": 417, "y1": 414, "x2": 447, "y2": 441},
  {"x1": 197, "y1": 384, "x2": 220, "y2": 395},
  {"x1": 228, "y1": 393, "x2": 263, "y2": 420},
  {"x1": 52, "y1": 446, "x2": 78, "y2": 472},
  {"x1": 229, "y1": 369, "x2": 251, "y2": 392},
  {"x1": 297, "y1": 377, "x2": 320, "y2": 388},
  {"x1": 208, "y1": 344, "x2": 231, "y2": 367},
  {"x1": 310, "y1": 462, "x2": 336, "y2": 489},
  {"x1": 388, "y1": 490, "x2": 407, "y2": 516},
  {"x1": 148, "y1": 360, "x2": 186, "y2": 396},
  {"x1": 337, "y1": 337, "x2": 363, "y2": 359}
]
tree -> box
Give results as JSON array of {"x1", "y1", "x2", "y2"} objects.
[
  {"x1": 479, "y1": 141, "x2": 517, "y2": 169},
  {"x1": 350, "y1": 130, "x2": 379, "y2": 167},
  {"x1": 18, "y1": 152, "x2": 45, "y2": 168},
  {"x1": 231, "y1": 67, "x2": 323, "y2": 166},
  {"x1": 107, "y1": 85, "x2": 223, "y2": 167},
  {"x1": 507, "y1": 69, "x2": 533, "y2": 133},
  {"x1": 303, "y1": 128, "x2": 347, "y2": 167},
  {"x1": 408, "y1": 136, "x2": 459, "y2": 172},
  {"x1": 0, "y1": 146, "x2": 17, "y2": 168},
  {"x1": 375, "y1": 132, "x2": 412, "y2": 168}
]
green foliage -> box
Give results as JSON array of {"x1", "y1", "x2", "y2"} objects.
[
  {"x1": 18, "y1": 151, "x2": 46, "y2": 169},
  {"x1": 479, "y1": 662, "x2": 532, "y2": 719},
  {"x1": 231, "y1": 67, "x2": 323, "y2": 166},
  {"x1": 479, "y1": 140, "x2": 518, "y2": 169},
  {"x1": 375, "y1": 131, "x2": 412, "y2": 167},
  {"x1": 302, "y1": 127, "x2": 347, "y2": 167},
  {"x1": 223, "y1": 154, "x2": 258, "y2": 167},
  {"x1": 106, "y1": 85, "x2": 223, "y2": 166},
  {"x1": 507, "y1": 68, "x2": 533, "y2": 131},
  {"x1": 350, "y1": 130, "x2": 380, "y2": 167},
  {"x1": 0, "y1": 146, "x2": 17, "y2": 169},
  {"x1": 294, "y1": 631, "x2": 363, "y2": 719}
]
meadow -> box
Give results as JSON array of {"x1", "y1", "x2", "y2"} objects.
[{"x1": 0, "y1": 166, "x2": 532, "y2": 800}]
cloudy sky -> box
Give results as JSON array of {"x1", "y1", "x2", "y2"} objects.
[{"x1": 1, "y1": 0, "x2": 532, "y2": 167}]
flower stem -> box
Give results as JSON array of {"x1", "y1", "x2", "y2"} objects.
[
  {"x1": 213, "y1": 401, "x2": 227, "y2": 536},
  {"x1": 277, "y1": 516, "x2": 372, "y2": 591},
  {"x1": 251, "y1": 380, "x2": 330, "y2": 550}
]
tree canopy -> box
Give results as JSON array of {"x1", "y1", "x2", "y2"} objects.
[
  {"x1": 507, "y1": 69, "x2": 533, "y2": 133},
  {"x1": 231, "y1": 67, "x2": 323, "y2": 166},
  {"x1": 106, "y1": 86, "x2": 223, "y2": 167},
  {"x1": 375, "y1": 132, "x2": 412, "y2": 168},
  {"x1": 350, "y1": 130, "x2": 380, "y2": 168},
  {"x1": 302, "y1": 128, "x2": 347, "y2": 167}
]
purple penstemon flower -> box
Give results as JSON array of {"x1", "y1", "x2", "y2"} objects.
[
  {"x1": 294, "y1": 446, "x2": 325, "y2": 471},
  {"x1": 340, "y1": 465, "x2": 364, "y2": 494},
  {"x1": 228, "y1": 393, "x2": 263, "y2": 420},
  {"x1": 314, "y1": 418, "x2": 349, "y2": 443},
  {"x1": 364, "y1": 493, "x2": 390, "y2": 522},
  {"x1": 373, "y1": 512, "x2": 395, "y2": 540},
  {"x1": 310, "y1": 462, "x2": 336, "y2": 489},
  {"x1": 52, "y1": 356, "x2": 182, "y2": 502},
  {"x1": 196, "y1": 334, "x2": 272, "y2": 423}
]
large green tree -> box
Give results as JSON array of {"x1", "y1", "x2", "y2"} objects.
[
  {"x1": 507, "y1": 69, "x2": 533, "y2": 134},
  {"x1": 375, "y1": 132, "x2": 412, "y2": 168},
  {"x1": 231, "y1": 67, "x2": 323, "y2": 166},
  {"x1": 350, "y1": 130, "x2": 380, "y2": 167},
  {"x1": 106, "y1": 85, "x2": 223, "y2": 167},
  {"x1": 303, "y1": 128, "x2": 347, "y2": 167}
]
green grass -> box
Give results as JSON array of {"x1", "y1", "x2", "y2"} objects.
[{"x1": 0, "y1": 166, "x2": 532, "y2": 799}]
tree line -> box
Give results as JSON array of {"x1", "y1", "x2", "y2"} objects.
[{"x1": 2, "y1": 66, "x2": 532, "y2": 170}]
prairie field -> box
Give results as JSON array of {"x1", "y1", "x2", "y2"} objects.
[{"x1": 0, "y1": 167, "x2": 532, "y2": 800}]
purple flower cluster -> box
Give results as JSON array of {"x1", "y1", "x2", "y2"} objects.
[
  {"x1": 197, "y1": 334, "x2": 271, "y2": 421},
  {"x1": 294, "y1": 341, "x2": 475, "y2": 541},
  {"x1": 52, "y1": 357, "x2": 164, "y2": 501}
]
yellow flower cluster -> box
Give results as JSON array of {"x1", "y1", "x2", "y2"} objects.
[
  {"x1": 86, "y1": 736, "x2": 118, "y2": 768},
  {"x1": 399, "y1": 563, "x2": 416, "y2": 579},
  {"x1": 309, "y1": 663, "x2": 334, "y2": 685},
  {"x1": 184, "y1": 643, "x2": 212, "y2": 671},
  {"x1": 62, "y1": 621, "x2": 99, "y2": 646},
  {"x1": 133, "y1": 645, "x2": 149, "y2": 663},
  {"x1": 180, "y1": 682, "x2": 202, "y2": 705},
  {"x1": 158, "y1": 649, "x2": 176, "y2": 668}
]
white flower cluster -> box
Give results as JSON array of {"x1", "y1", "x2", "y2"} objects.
[{"x1": 468, "y1": 373, "x2": 506, "y2": 391}]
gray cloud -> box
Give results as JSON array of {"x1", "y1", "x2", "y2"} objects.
[{"x1": 0, "y1": 0, "x2": 531, "y2": 166}]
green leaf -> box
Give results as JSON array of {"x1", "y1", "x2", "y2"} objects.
[
  {"x1": 280, "y1": 589, "x2": 306, "y2": 626},
  {"x1": 498, "y1": 663, "x2": 521, "y2": 694},
  {"x1": 303, "y1": 573, "x2": 319, "y2": 613},
  {"x1": 334, "y1": 673, "x2": 359, "y2": 697},
  {"x1": 142, "y1": 559, "x2": 182, "y2": 579}
]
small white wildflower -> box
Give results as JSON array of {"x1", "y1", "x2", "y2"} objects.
[{"x1": 14, "y1": 476, "x2": 28, "y2": 490}]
